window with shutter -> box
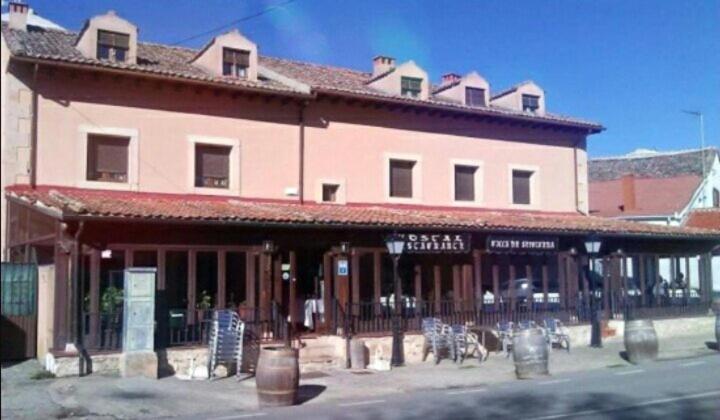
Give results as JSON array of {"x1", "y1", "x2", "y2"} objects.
[
  {"x1": 195, "y1": 144, "x2": 231, "y2": 188},
  {"x1": 222, "y1": 48, "x2": 250, "y2": 78},
  {"x1": 389, "y1": 159, "x2": 415, "y2": 198},
  {"x1": 713, "y1": 188, "x2": 719, "y2": 207},
  {"x1": 322, "y1": 184, "x2": 339, "y2": 203},
  {"x1": 86, "y1": 134, "x2": 130, "y2": 183},
  {"x1": 97, "y1": 30, "x2": 129, "y2": 62},
  {"x1": 465, "y1": 87, "x2": 486, "y2": 107},
  {"x1": 454, "y1": 165, "x2": 477, "y2": 201},
  {"x1": 512, "y1": 170, "x2": 533, "y2": 205},
  {"x1": 400, "y1": 77, "x2": 422, "y2": 98},
  {"x1": 522, "y1": 94, "x2": 540, "y2": 112}
]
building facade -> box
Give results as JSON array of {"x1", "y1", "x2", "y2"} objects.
[{"x1": 2, "y1": 4, "x2": 718, "y2": 367}]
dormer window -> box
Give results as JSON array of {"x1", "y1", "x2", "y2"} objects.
[
  {"x1": 401, "y1": 77, "x2": 422, "y2": 98},
  {"x1": 465, "y1": 87, "x2": 486, "y2": 107},
  {"x1": 222, "y1": 48, "x2": 250, "y2": 78},
  {"x1": 522, "y1": 94, "x2": 540, "y2": 112},
  {"x1": 97, "y1": 30, "x2": 129, "y2": 62}
]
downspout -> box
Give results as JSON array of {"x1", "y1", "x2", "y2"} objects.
[
  {"x1": 71, "y1": 221, "x2": 90, "y2": 376},
  {"x1": 298, "y1": 101, "x2": 308, "y2": 204},
  {"x1": 30, "y1": 63, "x2": 39, "y2": 188}
]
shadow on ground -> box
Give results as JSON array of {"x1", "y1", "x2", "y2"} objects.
[
  {"x1": 704, "y1": 341, "x2": 718, "y2": 351},
  {"x1": 297, "y1": 385, "x2": 326, "y2": 405}
]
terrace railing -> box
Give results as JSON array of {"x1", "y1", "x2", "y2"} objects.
[{"x1": 82, "y1": 311, "x2": 123, "y2": 351}]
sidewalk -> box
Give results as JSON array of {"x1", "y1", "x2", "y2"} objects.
[{"x1": 2, "y1": 332, "x2": 717, "y2": 419}]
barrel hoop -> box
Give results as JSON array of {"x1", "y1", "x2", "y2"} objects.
[{"x1": 258, "y1": 389, "x2": 295, "y2": 395}]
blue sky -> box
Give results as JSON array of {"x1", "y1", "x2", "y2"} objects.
[{"x1": 7, "y1": 0, "x2": 719, "y2": 157}]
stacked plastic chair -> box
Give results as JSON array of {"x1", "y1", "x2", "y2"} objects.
[{"x1": 207, "y1": 309, "x2": 246, "y2": 380}]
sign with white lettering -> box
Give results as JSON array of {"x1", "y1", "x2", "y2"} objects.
[
  {"x1": 401, "y1": 233, "x2": 471, "y2": 254},
  {"x1": 486, "y1": 235, "x2": 558, "y2": 253},
  {"x1": 337, "y1": 259, "x2": 349, "y2": 276}
]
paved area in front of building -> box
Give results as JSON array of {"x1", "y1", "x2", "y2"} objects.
[{"x1": 1, "y1": 332, "x2": 717, "y2": 419}]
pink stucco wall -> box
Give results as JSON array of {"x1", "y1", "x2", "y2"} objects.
[{"x1": 33, "y1": 68, "x2": 587, "y2": 212}]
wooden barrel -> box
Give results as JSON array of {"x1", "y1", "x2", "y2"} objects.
[
  {"x1": 512, "y1": 328, "x2": 549, "y2": 379},
  {"x1": 624, "y1": 320, "x2": 658, "y2": 364},
  {"x1": 255, "y1": 346, "x2": 299, "y2": 407}
]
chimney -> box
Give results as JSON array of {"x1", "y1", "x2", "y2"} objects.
[
  {"x1": 620, "y1": 174, "x2": 636, "y2": 212},
  {"x1": 8, "y1": 1, "x2": 30, "y2": 31},
  {"x1": 372, "y1": 55, "x2": 395, "y2": 77},
  {"x1": 441, "y1": 73, "x2": 462, "y2": 85}
]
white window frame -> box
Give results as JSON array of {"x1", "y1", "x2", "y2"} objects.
[
  {"x1": 508, "y1": 164, "x2": 540, "y2": 209},
  {"x1": 76, "y1": 125, "x2": 139, "y2": 191},
  {"x1": 450, "y1": 159, "x2": 484, "y2": 206},
  {"x1": 187, "y1": 135, "x2": 240, "y2": 196},
  {"x1": 315, "y1": 178, "x2": 347, "y2": 204},
  {"x1": 384, "y1": 152, "x2": 422, "y2": 204}
]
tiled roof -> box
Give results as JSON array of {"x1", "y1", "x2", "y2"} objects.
[
  {"x1": 6, "y1": 185, "x2": 719, "y2": 239},
  {"x1": 589, "y1": 175, "x2": 702, "y2": 217},
  {"x1": 684, "y1": 209, "x2": 720, "y2": 231},
  {"x1": 1, "y1": 23, "x2": 603, "y2": 132},
  {"x1": 589, "y1": 148, "x2": 719, "y2": 182}
]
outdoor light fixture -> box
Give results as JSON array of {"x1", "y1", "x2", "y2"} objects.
[
  {"x1": 384, "y1": 233, "x2": 406, "y2": 367},
  {"x1": 263, "y1": 240, "x2": 275, "y2": 253},
  {"x1": 340, "y1": 241, "x2": 351, "y2": 254},
  {"x1": 569, "y1": 247, "x2": 578, "y2": 256},
  {"x1": 584, "y1": 235, "x2": 602, "y2": 256}
]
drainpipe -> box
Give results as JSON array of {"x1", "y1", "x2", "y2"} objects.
[
  {"x1": 30, "y1": 63, "x2": 39, "y2": 188},
  {"x1": 71, "y1": 221, "x2": 90, "y2": 376},
  {"x1": 298, "y1": 101, "x2": 308, "y2": 204}
]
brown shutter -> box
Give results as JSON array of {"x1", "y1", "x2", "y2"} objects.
[
  {"x1": 465, "y1": 88, "x2": 486, "y2": 106},
  {"x1": 196, "y1": 145, "x2": 231, "y2": 179},
  {"x1": 223, "y1": 48, "x2": 250, "y2": 66},
  {"x1": 98, "y1": 30, "x2": 129, "y2": 49},
  {"x1": 454, "y1": 165, "x2": 476, "y2": 201},
  {"x1": 88, "y1": 135, "x2": 129, "y2": 174},
  {"x1": 390, "y1": 160, "x2": 414, "y2": 198},
  {"x1": 512, "y1": 170, "x2": 532, "y2": 204}
]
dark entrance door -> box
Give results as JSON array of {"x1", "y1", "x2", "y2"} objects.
[{"x1": 1, "y1": 263, "x2": 38, "y2": 361}]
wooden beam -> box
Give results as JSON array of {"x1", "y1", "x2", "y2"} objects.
[
  {"x1": 351, "y1": 251, "x2": 360, "y2": 315},
  {"x1": 217, "y1": 250, "x2": 226, "y2": 309},
  {"x1": 525, "y1": 263, "x2": 533, "y2": 307},
  {"x1": 414, "y1": 264, "x2": 422, "y2": 303},
  {"x1": 638, "y1": 256, "x2": 647, "y2": 307},
  {"x1": 88, "y1": 249, "x2": 100, "y2": 348},
  {"x1": 157, "y1": 249, "x2": 166, "y2": 291},
  {"x1": 434, "y1": 264, "x2": 442, "y2": 312},
  {"x1": 373, "y1": 251, "x2": 382, "y2": 304},
  {"x1": 246, "y1": 252, "x2": 256, "y2": 308},
  {"x1": 323, "y1": 252, "x2": 333, "y2": 331},
  {"x1": 542, "y1": 258, "x2": 549, "y2": 311},
  {"x1": 492, "y1": 263, "x2": 500, "y2": 311},
  {"x1": 273, "y1": 254, "x2": 283, "y2": 306},
  {"x1": 462, "y1": 264, "x2": 473, "y2": 311},
  {"x1": 453, "y1": 264, "x2": 462, "y2": 310},
  {"x1": 289, "y1": 251, "x2": 297, "y2": 327},
  {"x1": 473, "y1": 250, "x2": 483, "y2": 310},
  {"x1": 509, "y1": 262, "x2": 516, "y2": 310},
  {"x1": 558, "y1": 254, "x2": 567, "y2": 310},
  {"x1": 187, "y1": 250, "x2": 197, "y2": 324}
]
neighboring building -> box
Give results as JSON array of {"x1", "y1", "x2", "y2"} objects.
[
  {"x1": 1, "y1": 3, "x2": 717, "y2": 368},
  {"x1": 589, "y1": 147, "x2": 720, "y2": 292}
]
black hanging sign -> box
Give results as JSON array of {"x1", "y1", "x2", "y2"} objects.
[
  {"x1": 401, "y1": 233, "x2": 471, "y2": 254},
  {"x1": 486, "y1": 235, "x2": 558, "y2": 253}
]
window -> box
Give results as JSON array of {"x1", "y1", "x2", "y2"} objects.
[
  {"x1": 401, "y1": 77, "x2": 422, "y2": 98},
  {"x1": 389, "y1": 159, "x2": 415, "y2": 198},
  {"x1": 512, "y1": 170, "x2": 533, "y2": 205},
  {"x1": 454, "y1": 165, "x2": 477, "y2": 202},
  {"x1": 86, "y1": 134, "x2": 129, "y2": 183},
  {"x1": 522, "y1": 94, "x2": 540, "y2": 112},
  {"x1": 222, "y1": 48, "x2": 250, "y2": 78},
  {"x1": 195, "y1": 144, "x2": 231, "y2": 188},
  {"x1": 465, "y1": 87, "x2": 486, "y2": 107},
  {"x1": 714, "y1": 188, "x2": 720, "y2": 207},
  {"x1": 322, "y1": 184, "x2": 340, "y2": 203},
  {"x1": 97, "y1": 30, "x2": 129, "y2": 62}
]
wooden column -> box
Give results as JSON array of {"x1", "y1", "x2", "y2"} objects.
[
  {"x1": 621, "y1": 256, "x2": 628, "y2": 300},
  {"x1": 125, "y1": 249, "x2": 134, "y2": 268},
  {"x1": 684, "y1": 257, "x2": 691, "y2": 301},
  {"x1": 525, "y1": 263, "x2": 534, "y2": 308},
  {"x1": 273, "y1": 254, "x2": 283, "y2": 306},
  {"x1": 322, "y1": 252, "x2": 333, "y2": 330},
  {"x1": 542, "y1": 258, "x2": 549, "y2": 311},
  {"x1": 557, "y1": 254, "x2": 567, "y2": 310},
  {"x1": 581, "y1": 256, "x2": 590, "y2": 304},
  {"x1": 217, "y1": 250, "x2": 227, "y2": 309},
  {"x1": 289, "y1": 251, "x2": 297, "y2": 327},
  {"x1": 603, "y1": 257, "x2": 611, "y2": 319},
  {"x1": 414, "y1": 264, "x2": 422, "y2": 303},
  {"x1": 492, "y1": 263, "x2": 500, "y2": 311},
  {"x1": 245, "y1": 252, "x2": 256, "y2": 309},
  {"x1": 157, "y1": 249, "x2": 166, "y2": 291},
  {"x1": 433, "y1": 264, "x2": 442, "y2": 312},
  {"x1": 351, "y1": 251, "x2": 360, "y2": 315},
  {"x1": 473, "y1": 251, "x2": 483, "y2": 310},
  {"x1": 187, "y1": 250, "x2": 197, "y2": 324},
  {"x1": 373, "y1": 251, "x2": 382, "y2": 316},
  {"x1": 638, "y1": 256, "x2": 647, "y2": 307},
  {"x1": 462, "y1": 264, "x2": 473, "y2": 311},
  {"x1": 452, "y1": 264, "x2": 462, "y2": 310},
  {"x1": 335, "y1": 254, "x2": 350, "y2": 311},
  {"x1": 654, "y1": 255, "x2": 661, "y2": 306},
  {"x1": 508, "y1": 262, "x2": 517, "y2": 310},
  {"x1": 88, "y1": 249, "x2": 101, "y2": 348},
  {"x1": 259, "y1": 252, "x2": 272, "y2": 321}
]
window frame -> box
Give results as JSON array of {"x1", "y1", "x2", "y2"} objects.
[
  {"x1": 384, "y1": 153, "x2": 422, "y2": 203},
  {"x1": 465, "y1": 87, "x2": 486, "y2": 107},
  {"x1": 194, "y1": 144, "x2": 232, "y2": 189},
  {"x1": 77, "y1": 125, "x2": 139, "y2": 191},
  {"x1": 450, "y1": 159, "x2": 484, "y2": 206},
  {"x1": 521, "y1": 94, "x2": 540, "y2": 112},
  {"x1": 508, "y1": 164, "x2": 540, "y2": 208},
  {"x1": 400, "y1": 76, "x2": 423, "y2": 98},
  {"x1": 315, "y1": 179, "x2": 346, "y2": 204},
  {"x1": 222, "y1": 47, "x2": 250, "y2": 79},
  {"x1": 86, "y1": 134, "x2": 130, "y2": 184},
  {"x1": 187, "y1": 135, "x2": 241, "y2": 196},
  {"x1": 96, "y1": 29, "x2": 129, "y2": 62}
]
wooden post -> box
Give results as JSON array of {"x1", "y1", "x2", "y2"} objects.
[
  {"x1": 52, "y1": 222, "x2": 70, "y2": 350},
  {"x1": 322, "y1": 252, "x2": 332, "y2": 331},
  {"x1": 289, "y1": 251, "x2": 297, "y2": 327},
  {"x1": 217, "y1": 250, "x2": 226, "y2": 309},
  {"x1": 557, "y1": 254, "x2": 567, "y2": 310},
  {"x1": 452, "y1": 264, "x2": 462, "y2": 310},
  {"x1": 351, "y1": 251, "x2": 360, "y2": 315},
  {"x1": 492, "y1": 263, "x2": 500, "y2": 311},
  {"x1": 125, "y1": 249, "x2": 134, "y2": 268},
  {"x1": 245, "y1": 252, "x2": 256, "y2": 309},
  {"x1": 542, "y1": 259, "x2": 549, "y2": 311},
  {"x1": 508, "y1": 262, "x2": 517, "y2": 310},
  {"x1": 654, "y1": 255, "x2": 661, "y2": 306},
  {"x1": 260, "y1": 252, "x2": 272, "y2": 321},
  {"x1": 684, "y1": 257, "x2": 691, "y2": 301},
  {"x1": 473, "y1": 251, "x2": 483, "y2": 310},
  {"x1": 462, "y1": 264, "x2": 473, "y2": 311},
  {"x1": 335, "y1": 254, "x2": 350, "y2": 312},
  {"x1": 414, "y1": 264, "x2": 422, "y2": 303},
  {"x1": 603, "y1": 257, "x2": 611, "y2": 319},
  {"x1": 433, "y1": 264, "x2": 442, "y2": 313},
  {"x1": 187, "y1": 250, "x2": 197, "y2": 324},
  {"x1": 88, "y1": 249, "x2": 101, "y2": 348},
  {"x1": 581, "y1": 256, "x2": 590, "y2": 305},
  {"x1": 525, "y1": 263, "x2": 533, "y2": 308},
  {"x1": 157, "y1": 249, "x2": 166, "y2": 291},
  {"x1": 273, "y1": 254, "x2": 283, "y2": 306},
  {"x1": 373, "y1": 250, "x2": 382, "y2": 316},
  {"x1": 638, "y1": 256, "x2": 647, "y2": 307}
]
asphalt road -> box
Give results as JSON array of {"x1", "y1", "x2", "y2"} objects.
[{"x1": 202, "y1": 354, "x2": 720, "y2": 420}]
